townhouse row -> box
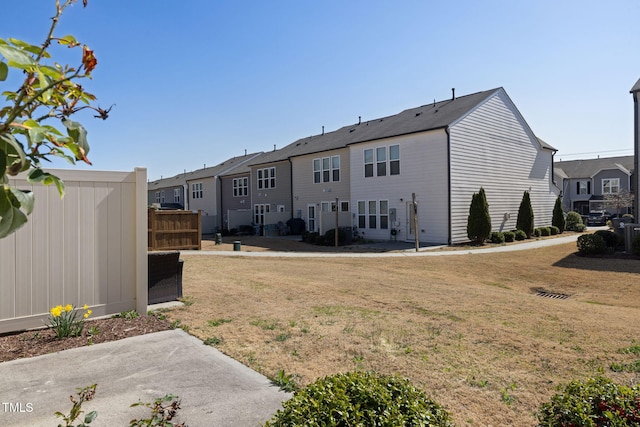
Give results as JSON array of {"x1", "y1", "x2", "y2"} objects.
[{"x1": 149, "y1": 87, "x2": 560, "y2": 245}]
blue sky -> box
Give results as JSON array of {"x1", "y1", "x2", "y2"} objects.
[{"x1": 2, "y1": 1, "x2": 639, "y2": 181}]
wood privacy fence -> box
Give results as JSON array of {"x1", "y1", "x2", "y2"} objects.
[
  {"x1": 0, "y1": 168, "x2": 148, "y2": 334},
  {"x1": 148, "y1": 209, "x2": 201, "y2": 250}
]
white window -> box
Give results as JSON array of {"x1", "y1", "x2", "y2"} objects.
[
  {"x1": 160, "y1": 190, "x2": 165, "y2": 203},
  {"x1": 155, "y1": 191, "x2": 161, "y2": 203},
  {"x1": 254, "y1": 204, "x2": 270, "y2": 225},
  {"x1": 313, "y1": 155, "x2": 340, "y2": 183},
  {"x1": 233, "y1": 177, "x2": 248, "y2": 197},
  {"x1": 577, "y1": 181, "x2": 590, "y2": 195},
  {"x1": 389, "y1": 145, "x2": 400, "y2": 175},
  {"x1": 257, "y1": 167, "x2": 276, "y2": 189},
  {"x1": 192, "y1": 182, "x2": 203, "y2": 199},
  {"x1": 364, "y1": 145, "x2": 399, "y2": 177},
  {"x1": 173, "y1": 189, "x2": 181, "y2": 203},
  {"x1": 602, "y1": 178, "x2": 620, "y2": 194},
  {"x1": 340, "y1": 201, "x2": 349, "y2": 212},
  {"x1": 357, "y1": 200, "x2": 388, "y2": 229},
  {"x1": 364, "y1": 149, "x2": 374, "y2": 177},
  {"x1": 376, "y1": 147, "x2": 386, "y2": 177}
]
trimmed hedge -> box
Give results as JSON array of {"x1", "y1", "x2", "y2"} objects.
[
  {"x1": 594, "y1": 230, "x2": 618, "y2": 248},
  {"x1": 503, "y1": 231, "x2": 515, "y2": 242},
  {"x1": 263, "y1": 371, "x2": 454, "y2": 427},
  {"x1": 537, "y1": 377, "x2": 640, "y2": 426},
  {"x1": 565, "y1": 211, "x2": 584, "y2": 232},
  {"x1": 490, "y1": 231, "x2": 505, "y2": 244},
  {"x1": 577, "y1": 233, "x2": 606, "y2": 255},
  {"x1": 514, "y1": 230, "x2": 527, "y2": 241},
  {"x1": 549, "y1": 226, "x2": 560, "y2": 235}
]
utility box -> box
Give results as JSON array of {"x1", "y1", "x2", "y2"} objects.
[{"x1": 624, "y1": 224, "x2": 640, "y2": 253}]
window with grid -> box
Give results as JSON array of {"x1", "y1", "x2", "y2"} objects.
[
  {"x1": 192, "y1": 182, "x2": 203, "y2": 199},
  {"x1": 364, "y1": 149, "x2": 374, "y2": 177},
  {"x1": 233, "y1": 177, "x2": 248, "y2": 197},
  {"x1": 258, "y1": 167, "x2": 276, "y2": 189},
  {"x1": 376, "y1": 147, "x2": 386, "y2": 176},
  {"x1": 380, "y1": 200, "x2": 389, "y2": 229},
  {"x1": 173, "y1": 189, "x2": 181, "y2": 203},
  {"x1": 602, "y1": 178, "x2": 620, "y2": 194},
  {"x1": 160, "y1": 190, "x2": 165, "y2": 203},
  {"x1": 358, "y1": 201, "x2": 366, "y2": 228},
  {"x1": 155, "y1": 191, "x2": 160, "y2": 203},
  {"x1": 389, "y1": 145, "x2": 400, "y2": 175}
]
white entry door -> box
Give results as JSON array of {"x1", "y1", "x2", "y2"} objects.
[{"x1": 307, "y1": 204, "x2": 317, "y2": 232}]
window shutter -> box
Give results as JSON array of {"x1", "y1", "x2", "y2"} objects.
[
  {"x1": 576, "y1": 182, "x2": 579, "y2": 194},
  {"x1": 587, "y1": 181, "x2": 591, "y2": 194}
]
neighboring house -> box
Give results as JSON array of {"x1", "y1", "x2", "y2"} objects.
[
  {"x1": 631, "y1": 78, "x2": 640, "y2": 218},
  {"x1": 219, "y1": 152, "x2": 267, "y2": 231},
  {"x1": 247, "y1": 87, "x2": 559, "y2": 244},
  {"x1": 554, "y1": 156, "x2": 634, "y2": 215},
  {"x1": 147, "y1": 152, "x2": 263, "y2": 234},
  {"x1": 148, "y1": 175, "x2": 186, "y2": 208}
]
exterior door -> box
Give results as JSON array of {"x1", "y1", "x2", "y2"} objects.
[
  {"x1": 254, "y1": 204, "x2": 270, "y2": 225},
  {"x1": 307, "y1": 204, "x2": 317, "y2": 232},
  {"x1": 406, "y1": 201, "x2": 416, "y2": 241}
]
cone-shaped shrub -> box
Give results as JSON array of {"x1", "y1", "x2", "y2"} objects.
[
  {"x1": 552, "y1": 196, "x2": 565, "y2": 233},
  {"x1": 467, "y1": 187, "x2": 491, "y2": 245},
  {"x1": 516, "y1": 191, "x2": 534, "y2": 238}
]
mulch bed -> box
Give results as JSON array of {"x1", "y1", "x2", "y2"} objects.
[{"x1": 0, "y1": 315, "x2": 172, "y2": 363}]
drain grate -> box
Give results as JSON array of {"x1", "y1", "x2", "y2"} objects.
[{"x1": 534, "y1": 290, "x2": 569, "y2": 300}]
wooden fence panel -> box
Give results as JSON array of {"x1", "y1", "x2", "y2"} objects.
[{"x1": 148, "y1": 209, "x2": 201, "y2": 251}]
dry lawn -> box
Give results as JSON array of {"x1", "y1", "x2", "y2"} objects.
[{"x1": 165, "y1": 238, "x2": 640, "y2": 426}]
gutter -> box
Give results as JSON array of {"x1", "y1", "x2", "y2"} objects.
[{"x1": 445, "y1": 126, "x2": 452, "y2": 245}]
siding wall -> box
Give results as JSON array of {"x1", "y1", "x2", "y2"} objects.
[
  {"x1": 349, "y1": 130, "x2": 449, "y2": 243},
  {"x1": 220, "y1": 173, "x2": 251, "y2": 230},
  {"x1": 187, "y1": 176, "x2": 219, "y2": 233},
  {"x1": 291, "y1": 148, "x2": 350, "y2": 229},
  {"x1": 0, "y1": 168, "x2": 148, "y2": 333},
  {"x1": 449, "y1": 91, "x2": 558, "y2": 243},
  {"x1": 251, "y1": 161, "x2": 292, "y2": 213}
]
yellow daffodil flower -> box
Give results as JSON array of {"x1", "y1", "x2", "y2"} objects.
[{"x1": 64, "y1": 304, "x2": 73, "y2": 312}]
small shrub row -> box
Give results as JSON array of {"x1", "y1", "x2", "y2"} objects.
[
  {"x1": 594, "y1": 229, "x2": 619, "y2": 248},
  {"x1": 264, "y1": 371, "x2": 640, "y2": 427},
  {"x1": 490, "y1": 231, "x2": 505, "y2": 244}
]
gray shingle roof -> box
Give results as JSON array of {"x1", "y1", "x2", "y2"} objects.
[
  {"x1": 555, "y1": 155, "x2": 634, "y2": 179},
  {"x1": 631, "y1": 78, "x2": 640, "y2": 93},
  {"x1": 249, "y1": 88, "x2": 507, "y2": 166},
  {"x1": 148, "y1": 152, "x2": 263, "y2": 189}
]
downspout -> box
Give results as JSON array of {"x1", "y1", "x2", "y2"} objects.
[
  {"x1": 634, "y1": 90, "x2": 640, "y2": 218},
  {"x1": 289, "y1": 158, "x2": 294, "y2": 222},
  {"x1": 183, "y1": 183, "x2": 189, "y2": 210},
  {"x1": 445, "y1": 126, "x2": 452, "y2": 245}
]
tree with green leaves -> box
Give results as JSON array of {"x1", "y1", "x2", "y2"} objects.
[
  {"x1": 552, "y1": 195, "x2": 565, "y2": 233},
  {"x1": 467, "y1": 187, "x2": 491, "y2": 245},
  {"x1": 516, "y1": 191, "x2": 534, "y2": 238},
  {"x1": 0, "y1": 0, "x2": 109, "y2": 238}
]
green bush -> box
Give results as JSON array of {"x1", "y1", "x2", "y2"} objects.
[
  {"x1": 534, "y1": 228, "x2": 542, "y2": 237},
  {"x1": 577, "y1": 234, "x2": 606, "y2": 255},
  {"x1": 467, "y1": 187, "x2": 491, "y2": 245},
  {"x1": 540, "y1": 227, "x2": 551, "y2": 236},
  {"x1": 503, "y1": 231, "x2": 515, "y2": 242},
  {"x1": 552, "y1": 196, "x2": 565, "y2": 233},
  {"x1": 490, "y1": 231, "x2": 505, "y2": 244},
  {"x1": 263, "y1": 371, "x2": 454, "y2": 427},
  {"x1": 594, "y1": 230, "x2": 618, "y2": 248},
  {"x1": 632, "y1": 234, "x2": 640, "y2": 256},
  {"x1": 537, "y1": 377, "x2": 640, "y2": 426},
  {"x1": 514, "y1": 230, "x2": 527, "y2": 241},
  {"x1": 325, "y1": 228, "x2": 348, "y2": 246},
  {"x1": 565, "y1": 212, "x2": 584, "y2": 232},
  {"x1": 549, "y1": 226, "x2": 559, "y2": 235},
  {"x1": 516, "y1": 191, "x2": 534, "y2": 238},
  {"x1": 575, "y1": 223, "x2": 587, "y2": 232}
]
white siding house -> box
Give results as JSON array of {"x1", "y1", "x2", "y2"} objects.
[
  {"x1": 448, "y1": 90, "x2": 558, "y2": 242},
  {"x1": 346, "y1": 88, "x2": 558, "y2": 244}
]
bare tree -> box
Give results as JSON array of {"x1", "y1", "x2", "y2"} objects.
[{"x1": 604, "y1": 189, "x2": 634, "y2": 216}]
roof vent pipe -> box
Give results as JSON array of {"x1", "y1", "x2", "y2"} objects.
[
  {"x1": 244, "y1": 149, "x2": 247, "y2": 156},
  {"x1": 358, "y1": 116, "x2": 361, "y2": 125},
  {"x1": 273, "y1": 144, "x2": 276, "y2": 151},
  {"x1": 452, "y1": 88, "x2": 455, "y2": 100},
  {"x1": 322, "y1": 126, "x2": 324, "y2": 135}
]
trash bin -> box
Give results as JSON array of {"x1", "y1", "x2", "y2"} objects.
[
  {"x1": 215, "y1": 233, "x2": 222, "y2": 245},
  {"x1": 233, "y1": 241, "x2": 241, "y2": 251}
]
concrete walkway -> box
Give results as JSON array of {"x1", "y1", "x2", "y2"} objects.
[
  {"x1": 0, "y1": 329, "x2": 289, "y2": 426},
  {"x1": 183, "y1": 233, "x2": 583, "y2": 258}
]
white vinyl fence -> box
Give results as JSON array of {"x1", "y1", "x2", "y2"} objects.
[{"x1": 0, "y1": 168, "x2": 148, "y2": 334}]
